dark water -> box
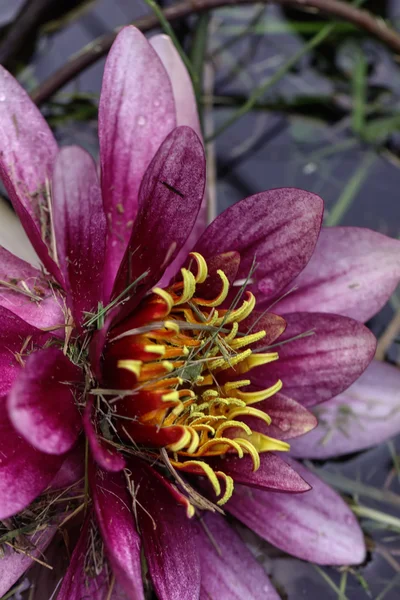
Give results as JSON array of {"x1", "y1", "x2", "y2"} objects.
[{"x1": 1, "y1": 1, "x2": 400, "y2": 598}]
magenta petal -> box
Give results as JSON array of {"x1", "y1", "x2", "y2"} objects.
[
  {"x1": 0, "y1": 407, "x2": 62, "y2": 519},
  {"x1": 207, "y1": 453, "x2": 310, "y2": 492},
  {"x1": 227, "y1": 459, "x2": 366, "y2": 565},
  {"x1": 130, "y1": 461, "x2": 201, "y2": 600},
  {"x1": 195, "y1": 512, "x2": 279, "y2": 600},
  {"x1": 112, "y1": 126, "x2": 206, "y2": 308},
  {"x1": 252, "y1": 312, "x2": 376, "y2": 408},
  {"x1": 195, "y1": 188, "x2": 323, "y2": 301},
  {"x1": 91, "y1": 468, "x2": 144, "y2": 600},
  {"x1": 49, "y1": 443, "x2": 84, "y2": 490},
  {"x1": 0, "y1": 66, "x2": 61, "y2": 280},
  {"x1": 52, "y1": 146, "x2": 106, "y2": 322},
  {"x1": 241, "y1": 392, "x2": 317, "y2": 440},
  {"x1": 0, "y1": 246, "x2": 64, "y2": 329},
  {"x1": 0, "y1": 525, "x2": 57, "y2": 597},
  {"x1": 291, "y1": 359, "x2": 400, "y2": 459},
  {"x1": 83, "y1": 398, "x2": 126, "y2": 471},
  {"x1": 274, "y1": 227, "x2": 400, "y2": 321},
  {"x1": 99, "y1": 26, "x2": 176, "y2": 291},
  {"x1": 7, "y1": 347, "x2": 82, "y2": 455},
  {"x1": 0, "y1": 306, "x2": 50, "y2": 396}
]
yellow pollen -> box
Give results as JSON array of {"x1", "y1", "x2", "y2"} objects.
[
  {"x1": 189, "y1": 252, "x2": 208, "y2": 283},
  {"x1": 117, "y1": 359, "x2": 142, "y2": 378}
]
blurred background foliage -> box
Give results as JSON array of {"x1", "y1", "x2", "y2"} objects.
[{"x1": 1, "y1": 1, "x2": 400, "y2": 599}]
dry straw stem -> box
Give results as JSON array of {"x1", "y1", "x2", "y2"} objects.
[{"x1": 31, "y1": 0, "x2": 400, "y2": 105}]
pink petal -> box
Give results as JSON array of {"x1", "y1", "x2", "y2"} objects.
[
  {"x1": 0, "y1": 197, "x2": 39, "y2": 265},
  {"x1": 83, "y1": 398, "x2": 126, "y2": 472},
  {"x1": 240, "y1": 392, "x2": 317, "y2": 440},
  {"x1": 291, "y1": 359, "x2": 400, "y2": 459},
  {"x1": 0, "y1": 245, "x2": 64, "y2": 330},
  {"x1": 150, "y1": 34, "x2": 207, "y2": 278},
  {"x1": 52, "y1": 146, "x2": 106, "y2": 323},
  {"x1": 99, "y1": 26, "x2": 176, "y2": 293},
  {"x1": 7, "y1": 347, "x2": 82, "y2": 455},
  {"x1": 112, "y1": 125, "x2": 206, "y2": 312},
  {"x1": 252, "y1": 312, "x2": 376, "y2": 408},
  {"x1": 0, "y1": 66, "x2": 61, "y2": 280},
  {"x1": 227, "y1": 459, "x2": 366, "y2": 565},
  {"x1": 57, "y1": 513, "x2": 124, "y2": 600},
  {"x1": 273, "y1": 227, "x2": 400, "y2": 321},
  {"x1": 0, "y1": 406, "x2": 63, "y2": 519},
  {"x1": 195, "y1": 188, "x2": 323, "y2": 302},
  {"x1": 91, "y1": 468, "x2": 144, "y2": 600},
  {"x1": 0, "y1": 306, "x2": 50, "y2": 396},
  {"x1": 130, "y1": 461, "x2": 201, "y2": 600},
  {"x1": 0, "y1": 525, "x2": 57, "y2": 597},
  {"x1": 195, "y1": 512, "x2": 279, "y2": 600},
  {"x1": 207, "y1": 453, "x2": 311, "y2": 492}
]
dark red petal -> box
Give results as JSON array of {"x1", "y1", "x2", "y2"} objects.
[{"x1": 83, "y1": 398, "x2": 126, "y2": 472}]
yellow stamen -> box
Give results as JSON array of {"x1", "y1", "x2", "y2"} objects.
[
  {"x1": 247, "y1": 432, "x2": 290, "y2": 453},
  {"x1": 189, "y1": 252, "x2": 208, "y2": 283},
  {"x1": 117, "y1": 359, "x2": 142, "y2": 378}
]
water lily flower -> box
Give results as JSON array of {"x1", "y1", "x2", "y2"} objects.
[{"x1": 0, "y1": 25, "x2": 400, "y2": 600}]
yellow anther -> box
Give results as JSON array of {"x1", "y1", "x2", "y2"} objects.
[
  {"x1": 186, "y1": 428, "x2": 200, "y2": 454},
  {"x1": 234, "y1": 352, "x2": 279, "y2": 374},
  {"x1": 196, "y1": 437, "x2": 244, "y2": 458},
  {"x1": 161, "y1": 391, "x2": 180, "y2": 402},
  {"x1": 224, "y1": 322, "x2": 239, "y2": 343},
  {"x1": 201, "y1": 389, "x2": 219, "y2": 399},
  {"x1": 227, "y1": 406, "x2": 272, "y2": 427},
  {"x1": 167, "y1": 427, "x2": 192, "y2": 452},
  {"x1": 144, "y1": 344, "x2": 166, "y2": 356},
  {"x1": 223, "y1": 380, "x2": 251, "y2": 392},
  {"x1": 152, "y1": 287, "x2": 174, "y2": 311},
  {"x1": 176, "y1": 460, "x2": 221, "y2": 497},
  {"x1": 247, "y1": 432, "x2": 290, "y2": 453},
  {"x1": 229, "y1": 330, "x2": 266, "y2": 350},
  {"x1": 117, "y1": 359, "x2": 142, "y2": 377},
  {"x1": 195, "y1": 269, "x2": 230, "y2": 307},
  {"x1": 189, "y1": 252, "x2": 208, "y2": 283},
  {"x1": 217, "y1": 292, "x2": 256, "y2": 325},
  {"x1": 209, "y1": 349, "x2": 252, "y2": 371},
  {"x1": 215, "y1": 420, "x2": 252, "y2": 437},
  {"x1": 234, "y1": 439, "x2": 261, "y2": 471},
  {"x1": 174, "y1": 269, "x2": 197, "y2": 305},
  {"x1": 164, "y1": 320, "x2": 180, "y2": 333},
  {"x1": 215, "y1": 472, "x2": 235, "y2": 506},
  {"x1": 232, "y1": 380, "x2": 283, "y2": 405}
]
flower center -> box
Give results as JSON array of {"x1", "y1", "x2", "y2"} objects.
[{"x1": 102, "y1": 253, "x2": 289, "y2": 505}]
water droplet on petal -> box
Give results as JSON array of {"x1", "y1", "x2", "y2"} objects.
[
  {"x1": 279, "y1": 418, "x2": 290, "y2": 432},
  {"x1": 137, "y1": 115, "x2": 147, "y2": 126},
  {"x1": 0, "y1": 94, "x2": 6, "y2": 102},
  {"x1": 153, "y1": 99, "x2": 161, "y2": 108}
]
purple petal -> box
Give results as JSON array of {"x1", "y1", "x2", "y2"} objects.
[
  {"x1": 52, "y1": 146, "x2": 106, "y2": 323},
  {"x1": 0, "y1": 306, "x2": 50, "y2": 396},
  {"x1": 0, "y1": 405, "x2": 62, "y2": 519},
  {"x1": 57, "y1": 513, "x2": 123, "y2": 600},
  {"x1": 0, "y1": 245, "x2": 64, "y2": 330},
  {"x1": 83, "y1": 398, "x2": 126, "y2": 471},
  {"x1": 291, "y1": 359, "x2": 400, "y2": 459},
  {"x1": 0, "y1": 66, "x2": 61, "y2": 280},
  {"x1": 240, "y1": 392, "x2": 317, "y2": 440},
  {"x1": 195, "y1": 512, "x2": 279, "y2": 600},
  {"x1": 49, "y1": 443, "x2": 84, "y2": 490},
  {"x1": 91, "y1": 468, "x2": 144, "y2": 600},
  {"x1": 150, "y1": 34, "x2": 206, "y2": 277},
  {"x1": 195, "y1": 188, "x2": 323, "y2": 301},
  {"x1": 112, "y1": 126, "x2": 206, "y2": 310},
  {"x1": 99, "y1": 26, "x2": 176, "y2": 293},
  {"x1": 207, "y1": 453, "x2": 311, "y2": 492},
  {"x1": 7, "y1": 347, "x2": 82, "y2": 455},
  {"x1": 0, "y1": 525, "x2": 57, "y2": 597},
  {"x1": 273, "y1": 227, "x2": 400, "y2": 321},
  {"x1": 227, "y1": 459, "x2": 366, "y2": 565},
  {"x1": 252, "y1": 312, "x2": 376, "y2": 408},
  {"x1": 130, "y1": 461, "x2": 201, "y2": 600}
]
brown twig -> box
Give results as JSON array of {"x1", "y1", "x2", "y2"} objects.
[{"x1": 31, "y1": 0, "x2": 400, "y2": 105}]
